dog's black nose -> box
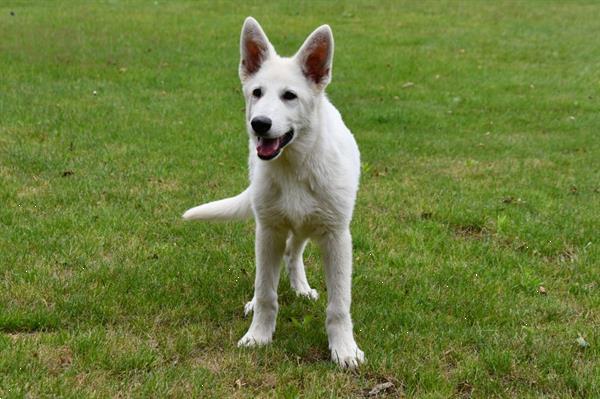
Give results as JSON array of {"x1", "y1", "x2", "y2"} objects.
[{"x1": 251, "y1": 116, "x2": 272, "y2": 135}]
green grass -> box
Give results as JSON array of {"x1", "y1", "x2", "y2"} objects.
[{"x1": 1, "y1": 1, "x2": 598, "y2": 397}]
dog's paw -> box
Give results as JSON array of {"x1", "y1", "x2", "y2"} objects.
[
  {"x1": 243, "y1": 298, "x2": 255, "y2": 317},
  {"x1": 330, "y1": 343, "x2": 365, "y2": 369},
  {"x1": 295, "y1": 287, "x2": 319, "y2": 301},
  {"x1": 237, "y1": 330, "x2": 272, "y2": 347},
  {"x1": 290, "y1": 279, "x2": 319, "y2": 300}
]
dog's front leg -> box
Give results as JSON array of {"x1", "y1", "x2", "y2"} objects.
[
  {"x1": 318, "y1": 228, "x2": 364, "y2": 368},
  {"x1": 238, "y1": 223, "x2": 285, "y2": 347}
]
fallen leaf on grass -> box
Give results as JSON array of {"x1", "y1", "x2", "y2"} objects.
[
  {"x1": 576, "y1": 335, "x2": 589, "y2": 348},
  {"x1": 234, "y1": 378, "x2": 245, "y2": 389},
  {"x1": 538, "y1": 286, "x2": 547, "y2": 295},
  {"x1": 367, "y1": 381, "x2": 394, "y2": 396},
  {"x1": 401, "y1": 82, "x2": 414, "y2": 89}
]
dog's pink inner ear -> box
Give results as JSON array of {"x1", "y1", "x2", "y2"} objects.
[
  {"x1": 298, "y1": 27, "x2": 332, "y2": 87},
  {"x1": 304, "y1": 41, "x2": 330, "y2": 84},
  {"x1": 243, "y1": 39, "x2": 267, "y2": 76}
]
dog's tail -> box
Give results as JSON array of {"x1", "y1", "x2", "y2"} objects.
[{"x1": 182, "y1": 188, "x2": 252, "y2": 221}]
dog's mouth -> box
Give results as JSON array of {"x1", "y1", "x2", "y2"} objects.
[{"x1": 256, "y1": 129, "x2": 294, "y2": 160}]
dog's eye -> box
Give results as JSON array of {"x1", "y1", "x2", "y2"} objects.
[
  {"x1": 282, "y1": 91, "x2": 297, "y2": 101},
  {"x1": 252, "y1": 88, "x2": 262, "y2": 98}
]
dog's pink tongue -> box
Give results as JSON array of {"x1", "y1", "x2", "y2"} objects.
[{"x1": 257, "y1": 137, "x2": 280, "y2": 158}]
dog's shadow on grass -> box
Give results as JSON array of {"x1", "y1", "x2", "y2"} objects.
[{"x1": 269, "y1": 287, "x2": 333, "y2": 365}]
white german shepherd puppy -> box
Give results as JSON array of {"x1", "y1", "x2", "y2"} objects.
[{"x1": 183, "y1": 17, "x2": 364, "y2": 368}]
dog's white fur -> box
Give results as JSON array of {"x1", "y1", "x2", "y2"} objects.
[{"x1": 183, "y1": 17, "x2": 363, "y2": 368}]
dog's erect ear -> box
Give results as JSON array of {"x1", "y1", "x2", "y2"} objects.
[
  {"x1": 295, "y1": 25, "x2": 334, "y2": 88},
  {"x1": 239, "y1": 17, "x2": 273, "y2": 81}
]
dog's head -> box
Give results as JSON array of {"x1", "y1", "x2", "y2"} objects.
[{"x1": 239, "y1": 17, "x2": 334, "y2": 161}]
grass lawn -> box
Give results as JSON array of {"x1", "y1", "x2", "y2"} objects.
[{"x1": 1, "y1": 1, "x2": 598, "y2": 397}]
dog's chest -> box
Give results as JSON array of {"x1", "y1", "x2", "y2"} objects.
[
  {"x1": 254, "y1": 172, "x2": 330, "y2": 232},
  {"x1": 278, "y1": 178, "x2": 318, "y2": 220}
]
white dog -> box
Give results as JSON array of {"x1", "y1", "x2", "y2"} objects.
[{"x1": 183, "y1": 17, "x2": 364, "y2": 368}]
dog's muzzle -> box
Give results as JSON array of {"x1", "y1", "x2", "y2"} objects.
[{"x1": 256, "y1": 129, "x2": 294, "y2": 160}]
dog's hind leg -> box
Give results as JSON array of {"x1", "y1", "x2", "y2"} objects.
[{"x1": 284, "y1": 233, "x2": 319, "y2": 300}]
